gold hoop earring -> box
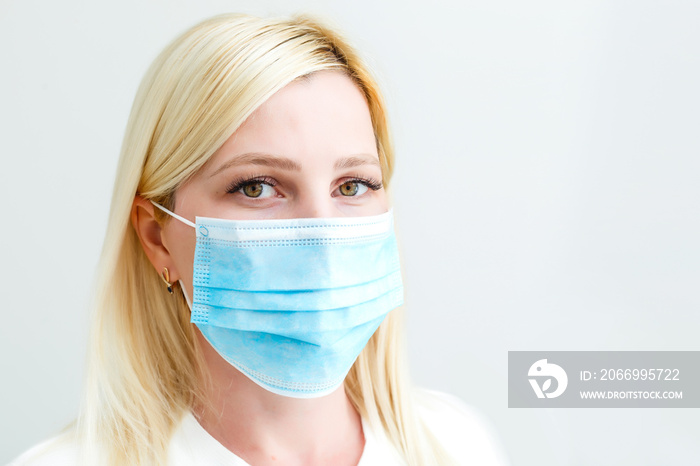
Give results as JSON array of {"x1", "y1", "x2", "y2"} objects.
[{"x1": 161, "y1": 267, "x2": 174, "y2": 294}]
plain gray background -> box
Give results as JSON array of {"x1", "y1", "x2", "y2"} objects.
[{"x1": 2, "y1": 1, "x2": 699, "y2": 465}]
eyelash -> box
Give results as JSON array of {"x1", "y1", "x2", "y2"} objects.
[
  {"x1": 344, "y1": 176, "x2": 383, "y2": 192},
  {"x1": 225, "y1": 175, "x2": 383, "y2": 194},
  {"x1": 226, "y1": 175, "x2": 277, "y2": 194}
]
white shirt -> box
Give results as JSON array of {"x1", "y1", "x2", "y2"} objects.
[{"x1": 10, "y1": 390, "x2": 509, "y2": 465}]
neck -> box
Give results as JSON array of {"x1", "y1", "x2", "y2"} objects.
[{"x1": 192, "y1": 330, "x2": 365, "y2": 466}]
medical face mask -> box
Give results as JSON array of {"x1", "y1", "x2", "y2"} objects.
[{"x1": 152, "y1": 202, "x2": 404, "y2": 398}]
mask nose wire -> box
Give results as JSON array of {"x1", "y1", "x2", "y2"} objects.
[{"x1": 150, "y1": 200, "x2": 196, "y2": 229}]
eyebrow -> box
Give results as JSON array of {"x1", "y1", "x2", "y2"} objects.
[
  {"x1": 209, "y1": 153, "x2": 302, "y2": 178},
  {"x1": 334, "y1": 154, "x2": 381, "y2": 170},
  {"x1": 209, "y1": 152, "x2": 381, "y2": 178}
]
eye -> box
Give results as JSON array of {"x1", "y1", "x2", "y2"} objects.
[
  {"x1": 242, "y1": 182, "x2": 265, "y2": 198},
  {"x1": 334, "y1": 177, "x2": 383, "y2": 197},
  {"x1": 339, "y1": 181, "x2": 367, "y2": 197},
  {"x1": 226, "y1": 177, "x2": 277, "y2": 199}
]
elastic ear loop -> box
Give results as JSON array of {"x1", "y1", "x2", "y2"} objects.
[
  {"x1": 150, "y1": 200, "x2": 196, "y2": 228},
  {"x1": 149, "y1": 201, "x2": 195, "y2": 309},
  {"x1": 178, "y1": 280, "x2": 192, "y2": 310}
]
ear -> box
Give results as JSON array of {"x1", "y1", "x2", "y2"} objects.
[{"x1": 131, "y1": 196, "x2": 180, "y2": 282}]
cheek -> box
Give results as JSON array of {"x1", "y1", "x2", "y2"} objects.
[
  {"x1": 162, "y1": 223, "x2": 197, "y2": 299},
  {"x1": 372, "y1": 189, "x2": 390, "y2": 213},
  {"x1": 378, "y1": 190, "x2": 389, "y2": 210}
]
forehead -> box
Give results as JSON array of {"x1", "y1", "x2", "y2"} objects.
[{"x1": 207, "y1": 70, "x2": 378, "y2": 169}]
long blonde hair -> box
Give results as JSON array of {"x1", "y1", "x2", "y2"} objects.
[{"x1": 80, "y1": 13, "x2": 452, "y2": 465}]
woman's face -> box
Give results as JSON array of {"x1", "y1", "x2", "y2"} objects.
[{"x1": 159, "y1": 70, "x2": 388, "y2": 295}]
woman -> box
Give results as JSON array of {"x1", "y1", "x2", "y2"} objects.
[{"x1": 12, "y1": 13, "x2": 508, "y2": 466}]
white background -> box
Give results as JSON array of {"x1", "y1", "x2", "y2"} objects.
[{"x1": 1, "y1": 1, "x2": 699, "y2": 465}]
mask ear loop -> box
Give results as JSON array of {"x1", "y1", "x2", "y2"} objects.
[
  {"x1": 178, "y1": 280, "x2": 193, "y2": 310},
  {"x1": 150, "y1": 200, "x2": 196, "y2": 228},
  {"x1": 149, "y1": 201, "x2": 195, "y2": 309}
]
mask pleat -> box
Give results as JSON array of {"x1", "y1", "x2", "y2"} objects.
[{"x1": 184, "y1": 209, "x2": 404, "y2": 398}]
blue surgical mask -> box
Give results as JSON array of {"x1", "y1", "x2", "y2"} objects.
[{"x1": 152, "y1": 202, "x2": 404, "y2": 398}]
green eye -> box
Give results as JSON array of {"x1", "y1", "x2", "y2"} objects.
[
  {"x1": 339, "y1": 181, "x2": 359, "y2": 196},
  {"x1": 243, "y1": 183, "x2": 264, "y2": 198}
]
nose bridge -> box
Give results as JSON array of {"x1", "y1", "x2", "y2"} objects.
[
  {"x1": 292, "y1": 174, "x2": 336, "y2": 219},
  {"x1": 295, "y1": 186, "x2": 336, "y2": 219}
]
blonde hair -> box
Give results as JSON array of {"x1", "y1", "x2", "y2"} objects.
[{"x1": 80, "y1": 13, "x2": 453, "y2": 465}]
